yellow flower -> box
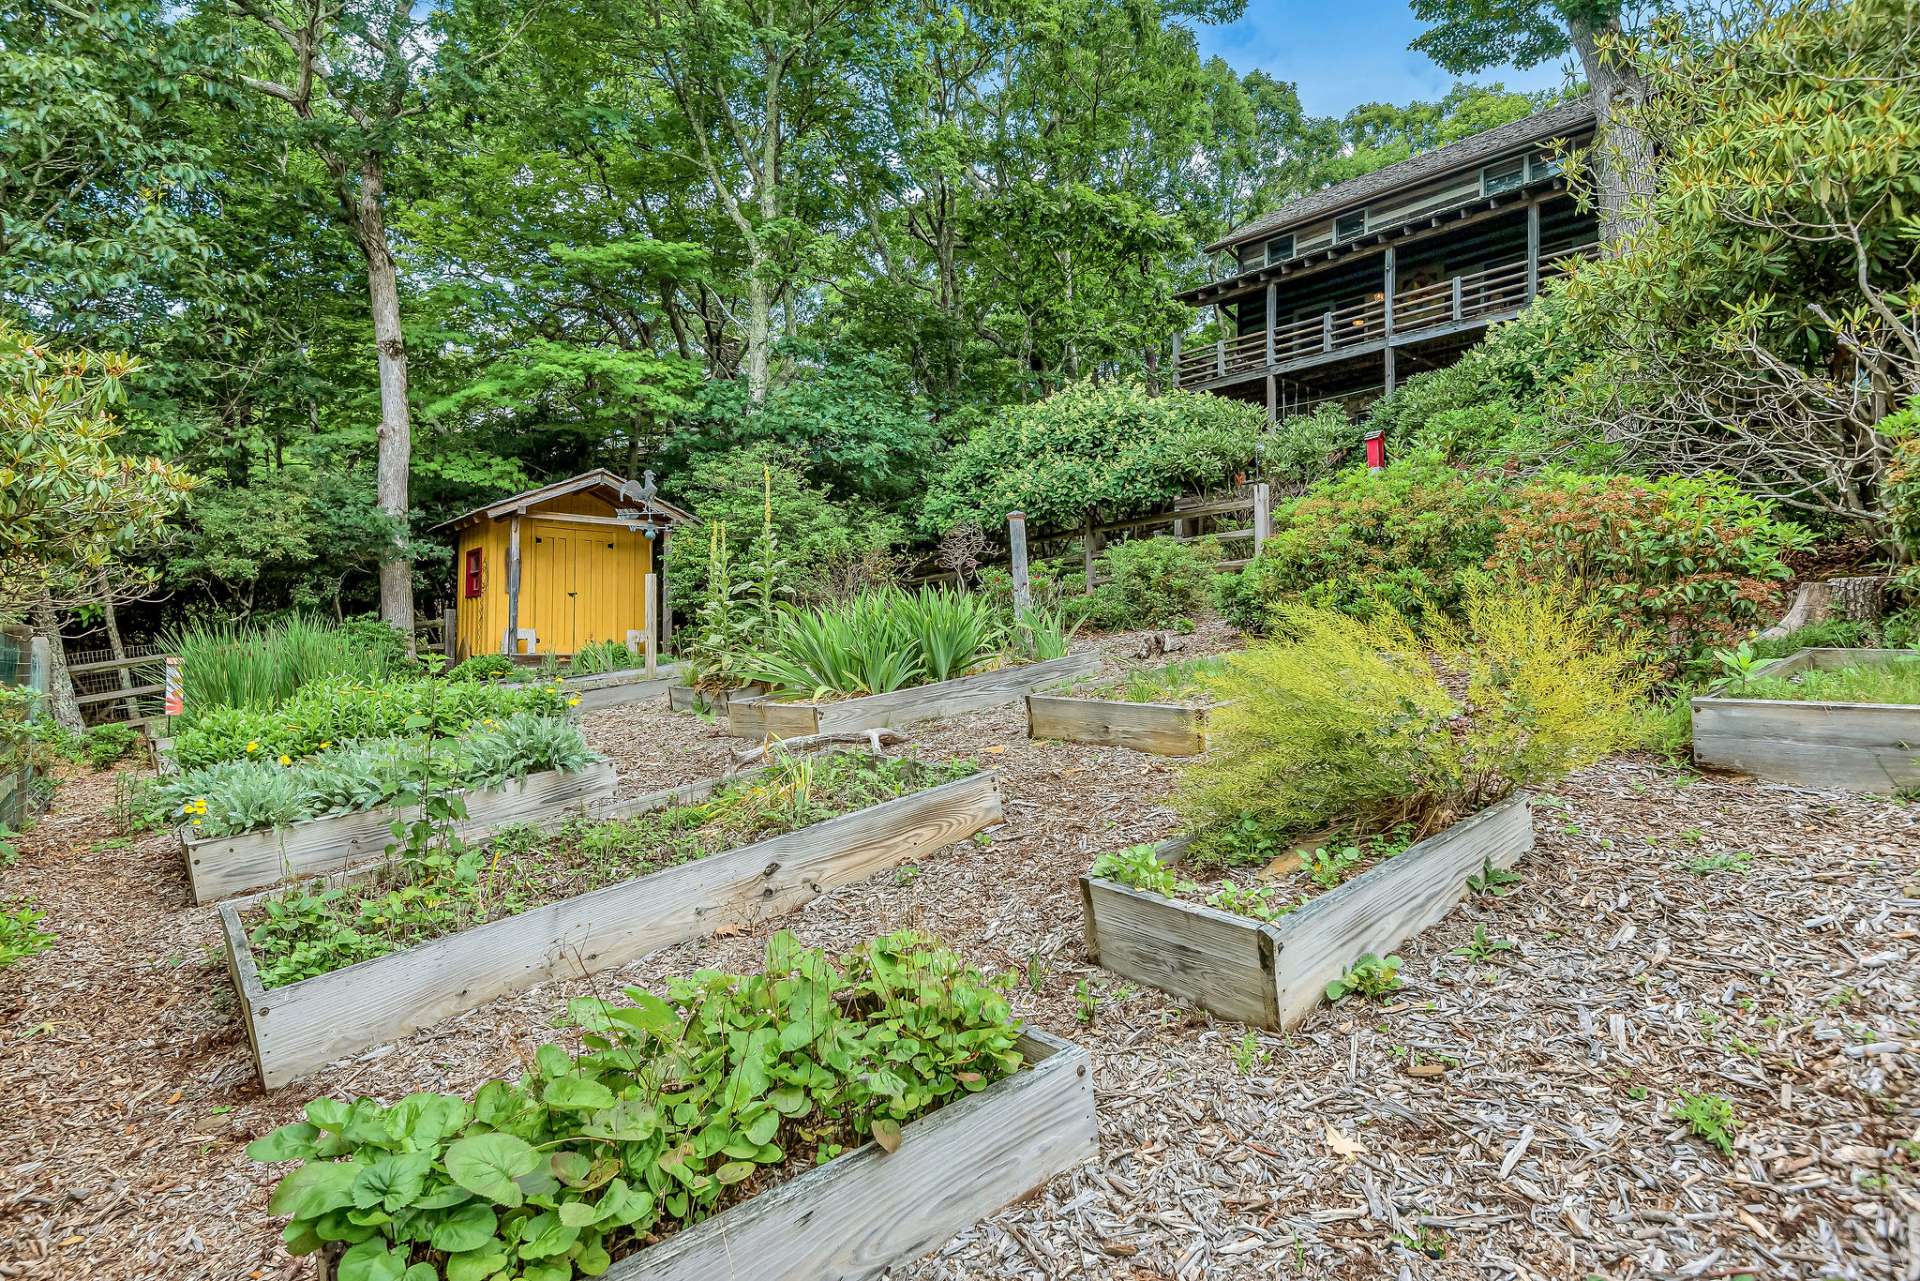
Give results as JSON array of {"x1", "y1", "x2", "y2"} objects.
[
  {"x1": 191, "y1": 818, "x2": 203, "y2": 827},
  {"x1": 567, "y1": 696, "x2": 581, "y2": 707},
  {"x1": 246, "y1": 740, "x2": 259, "y2": 752},
  {"x1": 194, "y1": 800, "x2": 207, "y2": 813},
  {"x1": 179, "y1": 803, "x2": 193, "y2": 815},
  {"x1": 278, "y1": 754, "x2": 292, "y2": 767},
  {"x1": 319, "y1": 741, "x2": 331, "y2": 750}
]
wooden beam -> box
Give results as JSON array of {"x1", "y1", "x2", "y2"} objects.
[
  {"x1": 643, "y1": 572, "x2": 659, "y2": 676},
  {"x1": 1082, "y1": 513, "x2": 1098, "y2": 593},
  {"x1": 1264, "y1": 283, "x2": 1276, "y2": 366},
  {"x1": 1008, "y1": 511, "x2": 1031, "y2": 612},
  {"x1": 503, "y1": 513, "x2": 522, "y2": 655},
  {"x1": 1170, "y1": 331, "x2": 1181, "y2": 387},
  {"x1": 1525, "y1": 201, "x2": 1541, "y2": 301},
  {"x1": 1382, "y1": 244, "x2": 1396, "y2": 338},
  {"x1": 1251, "y1": 484, "x2": 1271, "y2": 557}
]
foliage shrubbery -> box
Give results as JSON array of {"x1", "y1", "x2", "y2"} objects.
[
  {"x1": 1489, "y1": 471, "x2": 1809, "y2": 670},
  {"x1": 448, "y1": 654, "x2": 516, "y2": 682},
  {"x1": 1178, "y1": 584, "x2": 1647, "y2": 863},
  {"x1": 665, "y1": 445, "x2": 903, "y2": 609},
  {"x1": 251, "y1": 931, "x2": 1023, "y2": 1279},
  {"x1": 170, "y1": 677, "x2": 570, "y2": 771},
  {"x1": 1088, "y1": 535, "x2": 1222, "y2": 631},
  {"x1": 149, "y1": 713, "x2": 597, "y2": 837},
  {"x1": 921, "y1": 381, "x2": 1264, "y2": 535},
  {"x1": 1215, "y1": 459, "x2": 1507, "y2": 632}
]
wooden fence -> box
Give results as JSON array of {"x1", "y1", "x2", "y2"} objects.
[
  {"x1": 63, "y1": 645, "x2": 173, "y2": 728},
  {"x1": 909, "y1": 485, "x2": 1272, "y2": 592}
]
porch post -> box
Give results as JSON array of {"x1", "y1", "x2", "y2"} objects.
[
  {"x1": 1382, "y1": 244, "x2": 1397, "y2": 396},
  {"x1": 1264, "y1": 282, "x2": 1277, "y2": 367},
  {"x1": 1265, "y1": 373, "x2": 1277, "y2": 424},
  {"x1": 503, "y1": 513, "x2": 522, "y2": 656},
  {"x1": 1171, "y1": 331, "x2": 1182, "y2": 388},
  {"x1": 1525, "y1": 202, "x2": 1541, "y2": 301}
]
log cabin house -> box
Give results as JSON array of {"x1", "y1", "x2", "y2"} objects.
[
  {"x1": 435, "y1": 470, "x2": 689, "y2": 661},
  {"x1": 1174, "y1": 95, "x2": 1600, "y2": 417}
]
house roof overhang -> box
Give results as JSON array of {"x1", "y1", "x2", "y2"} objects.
[{"x1": 431, "y1": 468, "x2": 693, "y2": 534}]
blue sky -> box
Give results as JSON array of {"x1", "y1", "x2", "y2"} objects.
[{"x1": 1193, "y1": 4, "x2": 1576, "y2": 117}]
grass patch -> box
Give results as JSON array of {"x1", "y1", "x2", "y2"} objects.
[
  {"x1": 162, "y1": 615, "x2": 405, "y2": 718},
  {"x1": 244, "y1": 752, "x2": 976, "y2": 987},
  {"x1": 1738, "y1": 655, "x2": 1920, "y2": 704},
  {"x1": 1073, "y1": 655, "x2": 1227, "y2": 705}
]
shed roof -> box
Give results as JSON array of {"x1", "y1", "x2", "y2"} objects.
[
  {"x1": 432, "y1": 468, "x2": 692, "y2": 533},
  {"x1": 1205, "y1": 94, "x2": 1597, "y2": 254}
]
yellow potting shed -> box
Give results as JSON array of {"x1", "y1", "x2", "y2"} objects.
[{"x1": 436, "y1": 470, "x2": 690, "y2": 661}]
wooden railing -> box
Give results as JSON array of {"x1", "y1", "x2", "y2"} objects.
[{"x1": 1174, "y1": 239, "x2": 1600, "y2": 387}]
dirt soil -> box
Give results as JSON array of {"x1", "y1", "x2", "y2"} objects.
[{"x1": 2, "y1": 622, "x2": 1915, "y2": 1280}]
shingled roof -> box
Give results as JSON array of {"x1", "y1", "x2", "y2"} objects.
[{"x1": 1206, "y1": 94, "x2": 1597, "y2": 254}]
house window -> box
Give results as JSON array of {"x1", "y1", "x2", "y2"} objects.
[
  {"x1": 1333, "y1": 210, "x2": 1366, "y2": 243},
  {"x1": 1482, "y1": 157, "x2": 1526, "y2": 197},
  {"x1": 1263, "y1": 234, "x2": 1295, "y2": 264},
  {"x1": 464, "y1": 547, "x2": 484, "y2": 598},
  {"x1": 1528, "y1": 150, "x2": 1562, "y2": 181}
]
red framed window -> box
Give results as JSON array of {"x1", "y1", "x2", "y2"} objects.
[{"x1": 464, "y1": 547, "x2": 484, "y2": 598}]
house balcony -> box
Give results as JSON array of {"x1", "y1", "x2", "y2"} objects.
[{"x1": 1172, "y1": 239, "x2": 1598, "y2": 392}]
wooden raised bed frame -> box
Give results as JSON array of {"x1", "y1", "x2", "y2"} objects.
[
  {"x1": 179, "y1": 761, "x2": 619, "y2": 905},
  {"x1": 219, "y1": 762, "x2": 1004, "y2": 1088},
  {"x1": 316, "y1": 1026, "x2": 1094, "y2": 1281},
  {"x1": 727, "y1": 651, "x2": 1098, "y2": 740},
  {"x1": 1692, "y1": 647, "x2": 1920, "y2": 791},
  {"x1": 1026, "y1": 693, "x2": 1210, "y2": 756},
  {"x1": 557, "y1": 664, "x2": 681, "y2": 713},
  {"x1": 1080, "y1": 794, "x2": 1534, "y2": 1029}
]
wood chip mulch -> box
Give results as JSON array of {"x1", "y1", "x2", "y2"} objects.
[{"x1": 1, "y1": 624, "x2": 1914, "y2": 1280}]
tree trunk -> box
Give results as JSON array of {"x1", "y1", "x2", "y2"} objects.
[
  {"x1": 1568, "y1": 15, "x2": 1655, "y2": 247},
  {"x1": 30, "y1": 589, "x2": 81, "y2": 731},
  {"x1": 744, "y1": 255, "x2": 773, "y2": 404},
  {"x1": 354, "y1": 157, "x2": 416, "y2": 634}
]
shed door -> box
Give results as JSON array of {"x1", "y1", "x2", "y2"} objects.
[{"x1": 526, "y1": 522, "x2": 647, "y2": 654}]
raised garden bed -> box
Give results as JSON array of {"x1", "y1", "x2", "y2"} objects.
[
  {"x1": 557, "y1": 663, "x2": 681, "y2": 712},
  {"x1": 666, "y1": 680, "x2": 761, "y2": 715},
  {"x1": 301, "y1": 1024, "x2": 1092, "y2": 1281},
  {"x1": 180, "y1": 760, "x2": 618, "y2": 904},
  {"x1": 1692, "y1": 647, "x2": 1920, "y2": 791},
  {"x1": 727, "y1": 651, "x2": 1098, "y2": 740},
  {"x1": 1080, "y1": 794, "x2": 1534, "y2": 1028},
  {"x1": 1026, "y1": 655, "x2": 1223, "y2": 755},
  {"x1": 308, "y1": 1027, "x2": 1093, "y2": 1281},
  {"x1": 219, "y1": 759, "x2": 1004, "y2": 1087}
]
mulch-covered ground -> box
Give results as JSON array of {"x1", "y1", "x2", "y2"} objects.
[{"x1": 2, "y1": 624, "x2": 1915, "y2": 1280}]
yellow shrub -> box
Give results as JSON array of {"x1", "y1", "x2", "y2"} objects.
[{"x1": 1176, "y1": 581, "x2": 1648, "y2": 862}]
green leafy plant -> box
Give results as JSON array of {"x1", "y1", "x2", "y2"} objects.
[
  {"x1": 0, "y1": 899, "x2": 54, "y2": 968},
  {"x1": 1324, "y1": 953, "x2": 1403, "y2": 1002},
  {"x1": 169, "y1": 676, "x2": 571, "y2": 771},
  {"x1": 1203, "y1": 881, "x2": 1297, "y2": 922},
  {"x1": 1452, "y1": 925, "x2": 1516, "y2": 962},
  {"x1": 570, "y1": 640, "x2": 636, "y2": 676},
  {"x1": 249, "y1": 930, "x2": 1023, "y2": 1280},
  {"x1": 161, "y1": 614, "x2": 402, "y2": 717},
  {"x1": 1466, "y1": 859, "x2": 1522, "y2": 898},
  {"x1": 144, "y1": 713, "x2": 598, "y2": 841},
  {"x1": 81, "y1": 723, "x2": 138, "y2": 769},
  {"x1": 741, "y1": 587, "x2": 1004, "y2": 699},
  {"x1": 1737, "y1": 656, "x2": 1920, "y2": 706},
  {"x1": 242, "y1": 754, "x2": 974, "y2": 986},
  {"x1": 449, "y1": 654, "x2": 516, "y2": 682},
  {"x1": 1685, "y1": 850, "x2": 1754, "y2": 875},
  {"x1": 1672, "y1": 1091, "x2": 1740, "y2": 1157},
  {"x1": 1231, "y1": 1031, "x2": 1269, "y2": 1075},
  {"x1": 1089, "y1": 843, "x2": 1177, "y2": 898}
]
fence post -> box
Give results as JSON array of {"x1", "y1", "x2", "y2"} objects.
[
  {"x1": 1082, "y1": 513, "x2": 1099, "y2": 594},
  {"x1": 1252, "y1": 483, "x2": 1271, "y2": 559},
  {"x1": 1451, "y1": 276, "x2": 1464, "y2": 322},
  {"x1": 1170, "y1": 332, "x2": 1182, "y2": 388},
  {"x1": 1321, "y1": 311, "x2": 1334, "y2": 352},
  {"x1": 442, "y1": 606, "x2": 455, "y2": 659},
  {"x1": 643, "y1": 572, "x2": 659, "y2": 677},
  {"x1": 1007, "y1": 511, "x2": 1032, "y2": 612}
]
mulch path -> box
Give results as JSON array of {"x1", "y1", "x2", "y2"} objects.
[{"x1": 1, "y1": 625, "x2": 1914, "y2": 1280}]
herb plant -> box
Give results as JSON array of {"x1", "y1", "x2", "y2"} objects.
[
  {"x1": 1088, "y1": 844, "x2": 1177, "y2": 897},
  {"x1": 249, "y1": 931, "x2": 1024, "y2": 1281},
  {"x1": 1324, "y1": 953, "x2": 1404, "y2": 1002},
  {"x1": 1672, "y1": 1091, "x2": 1740, "y2": 1156},
  {"x1": 0, "y1": 900, "x2": 54, "y2": 968}
]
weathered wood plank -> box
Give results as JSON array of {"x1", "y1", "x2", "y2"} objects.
[
  {"x1": 1082, "y1": 795, "x2": 1534, "y2": 1030},
  {"x1": 223, "y1": 769, "x2": 1004, "y2": 1088},
  {"x1": 316, "y1": 1028, "x2": 1094, "y2": 1281},
  {"x1": 621, "y1": 1029, "x2": 1093, "y2": 1281},
  {"x1": 1692, "y1": 648, "x2": 1920, "y2": 791},
  {"x1": 1027, "y1": 694, "x2": 1208, "y2": 756},
  {"x1": 183, "y1": 762, "x2": 618, "y2": 904},
  {"x1": 728, "y1": 652, "x2": 1100, "y2": 741},
  {"x1": 1081, "y1": 870, "x2": 1278, "y2": 1026},
  {"x1": 1265, "y1": 794, "x2": 1533, "y2": 1027}
]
